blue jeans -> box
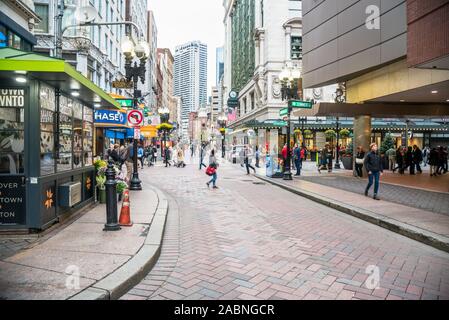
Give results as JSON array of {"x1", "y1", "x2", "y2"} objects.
[
  {"x1": 208, "y1": 173, "x2": 217, "y2": 186},
  {"x1": 295, "y1": 159, "x2": 302, "y2": 175},
  {"x1": 366, "y1": 171, "x2": 380, "y2": 195}
]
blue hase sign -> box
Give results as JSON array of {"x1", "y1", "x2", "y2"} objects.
[{"x1": 94, "y1": 110, "x2": 126, "y2": 125}]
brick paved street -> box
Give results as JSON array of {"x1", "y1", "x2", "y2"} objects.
[
  {"x1": 121, "y1": 160, "x2": 449, "y2": 300},
  {"x1": 299, "y1": 175, "x2": 449, "y2": 216}
]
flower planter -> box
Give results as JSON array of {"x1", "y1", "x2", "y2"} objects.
[
  {"x1": 341, "y1": 156, "x2": 353, "y2": 170},
  {"x1": 98, "y1": 188, "x2": 106, "y2": 204}
]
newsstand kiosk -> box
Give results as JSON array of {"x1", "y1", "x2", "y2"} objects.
[{"x1": 0, "y1": 48, "x2": 121, "y2": 231}]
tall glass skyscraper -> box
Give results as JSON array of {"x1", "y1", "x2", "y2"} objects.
[{"x1": 174, "y1": 41, "x2": 208, "y2": 138}]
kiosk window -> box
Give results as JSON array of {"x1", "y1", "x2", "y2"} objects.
[
  {"x1": 57, "y1": 96, "x2": 73, "y2": 172},
  {"x1": 83, "y1": 105, "x2": 93, "y2": 166},
  {"x1": 0, "y1": 89, "x2": 25, "y2": 174},
  {"x1": 40, "y1": 84, "x2": 56, "y2": 175}
]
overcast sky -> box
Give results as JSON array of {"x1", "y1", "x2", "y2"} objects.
[{"x1": 148, "y1": 0, "x2": 225, "y2": 96}]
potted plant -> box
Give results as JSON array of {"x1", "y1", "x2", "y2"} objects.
[
  {"x1": 94, "y1": 159, "x2": 107, "y2": 203},
  {"x1": 116, "y1": 181, "x2": 128, "y2": 202},
  {"x1": 341, "y1": 142, "x2": 353, "y2": 170},
  {"x1": 96, "y1": 174, "x2": 106, "y2": 203}
]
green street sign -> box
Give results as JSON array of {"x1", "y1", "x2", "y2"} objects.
[
  {"x1": 279, "y1": 108, "x2": 289, "y2": 117},
  {"x1": 273, "y1": 121, "x2": 287, "y2": 127},
  {"x1": 289, "y1": 100, "x2": 313, "y2": 109},
  {"x1": 115, "y1": 99, "x2": 134, "y2": 108}
]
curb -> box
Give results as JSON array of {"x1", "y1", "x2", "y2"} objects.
[
  {"x1": 69, "y1": 186, "x2": 169, "y2": 300},
  {"x1": 255, "y1": 174, "x2": 449, "y2": 253}
]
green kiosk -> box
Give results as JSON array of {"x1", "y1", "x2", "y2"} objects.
[{"x1": 0, "y1": 48, "x2": 121, "y2": 231}]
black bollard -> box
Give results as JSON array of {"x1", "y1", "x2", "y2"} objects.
[{"x1": 103, "y1": 160, "x2": 121, "y2": 231}]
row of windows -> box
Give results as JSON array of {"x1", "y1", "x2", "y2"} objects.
[{"x1": 0, "y1": 25, "x2": 32, "y2": 51}]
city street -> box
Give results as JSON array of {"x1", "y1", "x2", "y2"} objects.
[{"x1": 121, "y1": 158, "x2": 449, "y2": 300}]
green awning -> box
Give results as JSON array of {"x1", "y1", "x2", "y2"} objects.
[{"x1": 0, "y1": 48, "x2": 120, "y2": 109}]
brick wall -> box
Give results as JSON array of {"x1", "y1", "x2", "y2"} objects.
[{"x1": 407, "y1": 0, "x2": 449, "y2": 67}]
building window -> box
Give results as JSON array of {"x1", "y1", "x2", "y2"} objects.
[
  {"x1": 291, "y1": 36, "x2": 302, "y2": 60},
  {"x1": 35, "y1": 4, "x2": 49, "y2": 33},
  {"x1": 0, "y1": 25, "x2": 7, "y2": 48}
]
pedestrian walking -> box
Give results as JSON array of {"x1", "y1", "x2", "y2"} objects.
[
  {"x1": 436, "y1": 146, "x2": 447, "y2": 174},
  {"x1": 355, "y1": 146, "x2": 365, "y2": 178},
  {"x1": 244, "y1": 145, "x2": 256, "y2": 175},
  {"x1": 412, "y1": 145, "x2": 423, "y2": 174},
  {"x1": 206, "y1": 149, "x2": 218, "y2": 189},
  {"x1": 422, "y1": 146, "x2": 430, "y2": 167},
  {"x1": 392, "y1": 146, "x2": 404, "y2": 174},
  {"x1": 137, "y1": 145, "x2": 144, "y2": 169},
  {"x1": 429, "y1": 147, "x2": 439, "y2": 176},
  {"x1": 177, "y1": 147, "x2": 186, "y2": 168},
  {"x1": 405, "y1": 146, "x2": 414, "y2": 175},
  {"x1": 255, "y1": 146, "x2": 261, "y2": 168},
  {"x1": 293, "y1": 144, "x2": 301, "y2": 176},
  {"x1": 364, "y1": 143, "x2": 383, "y2": 200},
  {"x1": 109, "y1": 144, "x2": 121, "y2": 163}
]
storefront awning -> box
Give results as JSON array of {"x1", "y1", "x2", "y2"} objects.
[
  {"x1": 292, "y1": 102, "x2": 449, "y2": 118},
  {"x1": 0, "y1": 48, "x2": 120, "y2": 109}
]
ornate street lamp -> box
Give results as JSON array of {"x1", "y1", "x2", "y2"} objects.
[
  {"x1": 218, "y1": 113, "x2": 227, "y2": 158},
  {"x1": 122, "y1": 37, "x2": 150, "y2": 191},
  {"x1": 278, "y1": 65, "x2": 301, "y2": 180},
  {"x1": 158, "y1": 107, "x2": 170, "y2": 167}
]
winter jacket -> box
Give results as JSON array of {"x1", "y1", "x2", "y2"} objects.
[{"x1": 364, "y1": 151, "x2": 383, "y2": 173}]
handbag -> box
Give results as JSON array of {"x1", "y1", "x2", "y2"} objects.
[
  {"x1": 356, "y1": 158, "x2": 364, "y2": 164},
  {"x1": 205, "y1": 165, "x2": 216, "y2": 176}
]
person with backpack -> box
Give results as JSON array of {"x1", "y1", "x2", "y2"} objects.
[{"x1": 206, "y1": 149, "x2": 218, "y2": 189}]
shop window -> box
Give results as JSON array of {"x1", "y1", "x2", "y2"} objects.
[
  {"x1": 0, "y1": 99, "x2": 25, "y2": 174},
  {"x1": 57, "y1": 96, "x2": 73, "y2": 172},
  {"x1": 35, "y1": 4, "x2": 49, "y2": 33},
  {"x1": 83, "y1": 106, "x2": 93, "y2": 166},
  {"x1": 0, "y1": 26, "x2": 7, "y2": 48},
  {"x1": 39, "y1": 84, "x2": 56, "y2": 176},
  {"x1": 73, "y1": 101, "x2": 83, "y2": 168}
]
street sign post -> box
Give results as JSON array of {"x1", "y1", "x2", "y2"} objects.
[
  {"x1": 116, "y1": 99, "x2": 134, "y2": 108},
  {"x1": 289, "y1": 100, "x2": 313, "y2": 109},
  {"x1": 279, "y1": 108, "x2": 289, "y2": 117},
  {"x1": 127, "y1": 109, "x2": 143, "y2": 127}
]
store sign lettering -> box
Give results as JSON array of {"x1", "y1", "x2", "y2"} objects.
[
  {"x1": 0, "y1": 89, "x2": 25, "y2": 107},
  {"x1": 94, "y1": 110, "x2": 126, "y2": 125},
  {"x1": 0, "y1": 176, "x2": 26, "y2": 225}
]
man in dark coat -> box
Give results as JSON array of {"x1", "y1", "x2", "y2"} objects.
[{"x1": 364, "y1": 143, "x2": 383, "y2": 200}]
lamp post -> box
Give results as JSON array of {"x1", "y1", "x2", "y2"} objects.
[
  {"x1": 218, "y1": 113, "x2": 227, "y2": 158},
  {"x1": 159, "y1": 107, "x2": 170, "y2": 167},
  {"x1": 335, "y1": 117, "x2": 341, "y2": 169},
  {"x1": 278, "y1": 65, "x2": 301, "y2": 180},
  {"x1": 122, "y1": 37, "x2": 150, "y2": 191}
]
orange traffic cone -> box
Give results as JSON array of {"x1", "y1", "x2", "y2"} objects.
[{"x1": 119, "y1": 190, "x2": 133, "y2": 227}]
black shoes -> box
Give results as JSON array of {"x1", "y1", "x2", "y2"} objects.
[
  {"x1": 373, "y1": 194, "x2": 380, "y2": 200},
  {"x1": 365, "y1": 190, "x2": 368, "y2": 197}
]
